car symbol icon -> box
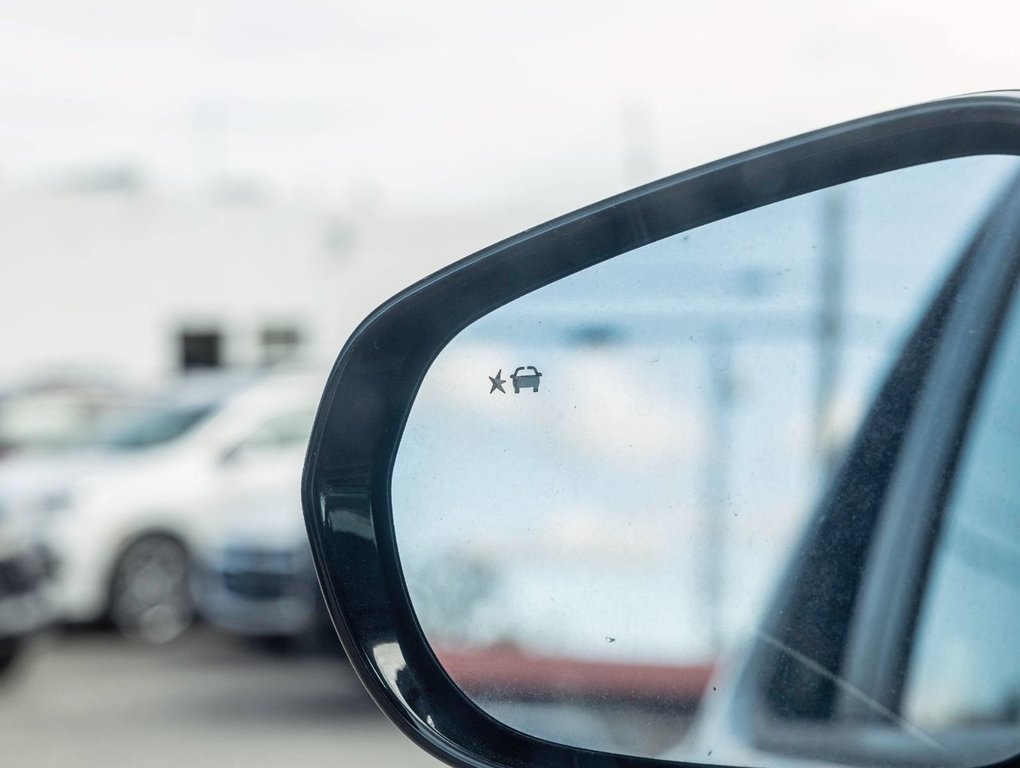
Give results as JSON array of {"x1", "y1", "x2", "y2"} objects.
[{"x1": 510, "y1": 366, "x2": 542, "y2": 393}]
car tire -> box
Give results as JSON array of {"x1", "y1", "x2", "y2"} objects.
[
  {"x1": 109, "y1": 534, "x2": 193, "y2": 644},
  {"x1": 0, "y1": 638, "x2": 22, "y2": 680},
  {"x1": 249, "y1": 634, "x2": 301, "y2": 655}
]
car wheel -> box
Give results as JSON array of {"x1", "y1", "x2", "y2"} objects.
[
  {"x1": 0, "y1": 638, "x2": 22, "y2": 679},
  {"x1": 109, "y1": 534, "x2": 193, "y2": 644}
]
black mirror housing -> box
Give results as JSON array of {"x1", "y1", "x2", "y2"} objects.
[{"x1": 302, "y1": 92, "x2": 1020, "y2": 768}]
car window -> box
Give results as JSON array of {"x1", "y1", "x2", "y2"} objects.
[
  {"x1": 92, "y1": 403, "x2": 216, "y2": 449},
  {"x1": 901, "y1": 280, "x2": 1020, "y2": 730},
  {"x1": 241, "y1": 409, "x2": 315, "y2": 450}
]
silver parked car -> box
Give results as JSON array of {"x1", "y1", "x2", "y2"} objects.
[
  {"x1": 0, "y1": 494, "x2": 53, "y2": 677},
  {"x1": 198, "y1": 427, "x2": 338, "y2": 652}
]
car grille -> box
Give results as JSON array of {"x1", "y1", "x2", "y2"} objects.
[
  {"x1": 0, "y1": 554, "x2": 45, "y2": 596},
  {"x1": 221, "y1": 570, "x2": 295, "y2": 600}
]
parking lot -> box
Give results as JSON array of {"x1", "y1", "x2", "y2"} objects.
[{"x1": 0, "y1": 628, "x2": 443, "y2": 768}]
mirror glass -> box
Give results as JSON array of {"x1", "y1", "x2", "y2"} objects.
[{"x1": 391, "y1": 156, "x2": 1020, "y2": 764}]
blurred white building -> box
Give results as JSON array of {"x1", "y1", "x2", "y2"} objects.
[{"x1": 0, "y1": 178, "x2": 520, "y2": 385}]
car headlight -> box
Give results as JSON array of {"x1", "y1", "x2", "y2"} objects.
[
  {"x1": 34, "y1": 476, "x2": 114, "y2": 520},
  {"x1": 37, "y1": 489, "x2": 76, "y2": 516},
  {"x1": 0, "y1": 514, "x2": 16, "y2": 558}
]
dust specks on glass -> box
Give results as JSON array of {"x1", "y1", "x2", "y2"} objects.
[{"x1": 390, "y1": 156, "x2": 1020, "y2": 762}]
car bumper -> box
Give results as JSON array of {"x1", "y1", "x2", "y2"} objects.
[
  {"x1": 200, "y1": 552, "x2": 317, "y2": 638},
  {"x1": 44, "y1": 531, "x2": 111, "y2": 623},
  {"x1": 203, "y1": 584, "x2": 314, "y2": 637},
  {"x1": 0, "y1": 549, "x2": 54, "y2": 638}
]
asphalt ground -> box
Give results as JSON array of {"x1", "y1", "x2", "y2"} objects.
[{"x1": 0, "y1": 627, "x2": 444, "y2": 768}]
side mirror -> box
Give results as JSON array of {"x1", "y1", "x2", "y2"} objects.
[{"x1": 303, "y1": 93, "x2": 1020, "y2": 768}]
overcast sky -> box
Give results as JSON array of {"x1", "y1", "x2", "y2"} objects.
[{"x1": 2, "y1": 2, "x2": 1020, "y2": 217}]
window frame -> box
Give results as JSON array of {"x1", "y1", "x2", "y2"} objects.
[
  {"x1": 843, "y1": 174, "x2": 1020, "y2": 724},
  {"x1": 743, "y1": 171, "x2": 1020, "y2": 766}
]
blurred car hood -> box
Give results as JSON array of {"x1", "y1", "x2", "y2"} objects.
[{"x1": 0, "y1": 447, "x2": 184, "y2": 509}]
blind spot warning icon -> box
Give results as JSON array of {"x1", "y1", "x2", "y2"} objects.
[
  {"x1": 488, "y1": 370, "x2": 506, "y2": 394},
  {"x1": 510, "y1": 366, "x2": 542, "y2": 393}
]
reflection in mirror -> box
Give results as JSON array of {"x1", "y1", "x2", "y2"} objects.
[
  {"x1": 392, "y1": 156, "x2": 1020, "y2": 763},
  {"x1": 903, "y1": 275, "x2": 1020, "y2": 730}
]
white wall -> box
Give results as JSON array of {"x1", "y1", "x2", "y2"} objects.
[{"x1": 0, "y1": 187, "x2": 531, "y2": 385}]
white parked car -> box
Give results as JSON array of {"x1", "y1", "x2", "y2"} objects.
[
  {"x1": 0, "y1": 496, "x2": 53, "y2": 678},
  {"x1": 0, "y1": 370, "x2": 323, "y2": 643},
  {"x1": 0, "y1": 376, "x2": 144, "y2": 459}
]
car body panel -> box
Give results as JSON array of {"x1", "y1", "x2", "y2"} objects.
[{"x1": 0, "y1": 371, "x2": 322, "y2": 625}]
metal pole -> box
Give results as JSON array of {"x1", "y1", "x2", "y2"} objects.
[
  {"x1": 703, "y1": 332, "x2": 733, "y2": 653},
  {"x1": 815, "y1": 189, "x2": 846, "y2": 480}
]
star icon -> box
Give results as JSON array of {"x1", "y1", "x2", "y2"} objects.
[{"x1": 488, "y1": 369, "x2": 506, "y2": 394}]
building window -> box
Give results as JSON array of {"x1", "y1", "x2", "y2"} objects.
[
  {"x1": 260, "y1": 325, "x2": 301, "y2": 366},
  {"x1": 178, "y1": 329, "x2": 223, "y2": 370}
]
